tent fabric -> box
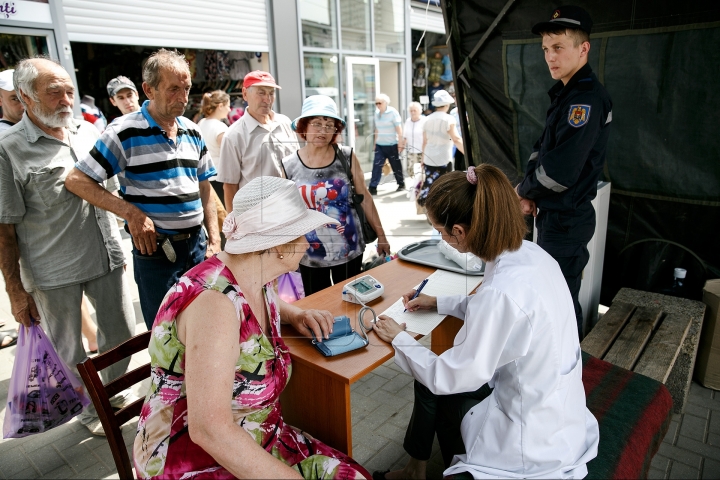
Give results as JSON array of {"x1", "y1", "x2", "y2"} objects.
[{"x1": 443, "y1": 0, "x2": 720, "y2": 303}]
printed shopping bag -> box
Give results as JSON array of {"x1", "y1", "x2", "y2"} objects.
[
  {"x1": 277, "y1": 271, "x2": 306, "y2": 303},
  {"x1": 3, "y1": 323, "x2": 90, "y2": 438}
]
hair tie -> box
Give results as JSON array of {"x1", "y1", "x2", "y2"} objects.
[{"x1": 466, "y1": 168, "x2": 478, "y2": 185}]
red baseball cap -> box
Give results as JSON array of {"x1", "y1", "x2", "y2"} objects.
[{"x1": 243, "y1": 70, "x2": 282, "y2": 89}]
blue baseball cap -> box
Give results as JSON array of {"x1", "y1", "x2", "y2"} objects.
[{"x1": 292, "y1": 95, "x2": 346, "y2": 131}]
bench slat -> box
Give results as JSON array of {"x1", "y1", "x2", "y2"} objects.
[
  {"x1": 603, "y1": 306, "x2": 663, "y2": 370},
  {"x1": 581, "y1": 301, "x2": 636, "y2": 358},
  {"x1": 633, "y1": 313, "x2": 692, "y2": 383}
]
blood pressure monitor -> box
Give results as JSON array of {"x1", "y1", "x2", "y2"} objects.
[{"x1": 342, "y1": 275, "x2": 384, "y2": 304}]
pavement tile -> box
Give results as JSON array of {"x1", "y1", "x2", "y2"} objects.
[
  {"x1": 0, "y1": 447, "x2": 36, "y2": 477},
  {"x1": 675, "y1": 436, "x2": 720, "y2": 462},
  {"x1": 18, "y1": 423, "x2": 76, "y2": 451},
  {"x1": 78, "y1": 435, "x2": 108, "y2": 451},
  {"x1": 58, "y1": 443, "x2": 100, "y2": 473},
  {"x1": 24, "y1": 444, "x2": 67, "y2": 475},
  {"x1": 684, "y1": 403, "x2": 711, "y2": 420},
  {"x1": 75, "y1": 462, "x2": 112, "y2": 479},
  {"x1": 7, "y1": 466, "x2": 39, "y2": 480},
  {"x1": 349, "y1": 443, "x2": 375, "y2": 466},
  {"x1": 354, "y1": 374, "x2": 388, "y2": 397},
  {"x1": 368, "y1": 388, "x2": 410, "y2": 411},
  {"x1": 648, "y1": 466, "x2": 667, "y2": 479},
  {"x1": 92, "y1": 442, "x2": 115, "y2": 465},
  {"x1": 706, "y1": 432, "x2": 720, "y2": 446},
  {"x1": 702, "y1": 457, "x2": 720, "y2": 479},
  {"x1": 364, "y1": 440, "x2": 407, "y2": 473},
  {"x1": 375, "y1": 420, "x2": 406, "y2": 443},
  {"x1": 690, "y1": 383, "x2": 713, "y2": 401},
  {"x1": 361, "y1": 406, "x2": 399, "y2": 431},
  {"x1": 651, "y1": 454, "x2": 671, "y2": 473},
  {"x1": 665, "y1": 420, "x2": 680, "y2": 444},
  {"x1": 52, "y1": 429, "x2": 95, "y2": 451},
  {"x1": 352, "y1": 423, "x2": 390, "y2": 454},
  {"x1": 669, "y1": 460, "x2": 700, "y2": 479},
  {"x1": 0, "y1": 438, "x2": 30, "y2": 455},
  {"x1": 387, "y1": 404, "x2": 414, "y2": 429},
  {"x1": 352, "y1": 391, "x2": 382, "y2": 414},
  {"x1": 372, "y1": 365, "x2": 399, "y2": 380},
  {"x1": 679, "y1": 414, "x2": 709, "y2": 442},
  {"x1": 658, "y1": 443, "x2": 702, "y2": 468},
  {"x1": 42, "y1": 464, "x2": 76, "y2": 479},
  {"x1": 380, "y1": 374, "x2": 413, "y2": 394},
  {"x1": 710, "y1": 412, "x2": 720, "y2": 434}
]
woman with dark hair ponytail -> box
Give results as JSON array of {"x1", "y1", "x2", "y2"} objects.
[{"x1": 372, "y1": 165, "x2": 599, "y2": 480}]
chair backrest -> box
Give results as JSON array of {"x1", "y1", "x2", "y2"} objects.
[{"x1": 77, "y1": 331, "x2": 151, "y2": 480}]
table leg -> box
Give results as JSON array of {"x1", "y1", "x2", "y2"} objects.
[
  {"x1": 280, "y1": 361, "x2": 353, "y2": 456},
  {"x1": 431, "y1": 316, "x2": 463, "y2": 356}
]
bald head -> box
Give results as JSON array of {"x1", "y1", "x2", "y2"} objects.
[{"x1": 15, "y1": 57, "x2": 75, "y2": 129}]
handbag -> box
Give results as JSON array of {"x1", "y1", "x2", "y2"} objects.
[
  {"x1": 334, "y1": 145, "x2": 378, "y2": 244},
  {"x1": 311, "y1": 315, "x2": 369, "y2": 357}
]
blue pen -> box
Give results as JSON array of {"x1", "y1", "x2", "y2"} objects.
[{"x1": 405, "y1": 278, "x2": 429, "y2": 312}]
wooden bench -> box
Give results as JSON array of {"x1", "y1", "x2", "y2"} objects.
[{"x1": 581, "y1": 287, "x2": 706, "y2": 413}]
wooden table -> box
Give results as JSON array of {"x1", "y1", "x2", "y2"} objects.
[{"x1": 279, "y1": 259, "x2": 464, "y2": 456}]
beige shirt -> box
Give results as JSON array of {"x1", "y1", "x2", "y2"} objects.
[{"x1": 216, "y1": 110, "x2": 299, "y2": 188}]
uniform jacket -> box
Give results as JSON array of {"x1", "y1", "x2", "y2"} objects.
[
  {"x1": 517, "y1": 64, "x2": 612, "y2": 213},
  {"x1": 392, "y1": 241, "x2": 599, "y2": 478}
]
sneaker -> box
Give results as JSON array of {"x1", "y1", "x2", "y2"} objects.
[
  {"x1": 109, "y1": 389, "x2": 140, "y2": 410},
  {"x1": 368, "y1": 187, "x2": 377, "y2": 196},
  {"x1": 396, "y1": 184, "x2": 406, "y2": 192},
  {"x1": 85, "y1": 418, "x2": 106, "y2": 436}
]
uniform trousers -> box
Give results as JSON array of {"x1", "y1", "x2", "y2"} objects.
[
  {"x1": 403, "y1": 380, "x2": 492, "y2": 467},
  {"x1": 30, "y1": 266, "x2": 136, "y2": 425},
  {"x1": 299, "y1": 255, "x2": 364, "y2": 296}
]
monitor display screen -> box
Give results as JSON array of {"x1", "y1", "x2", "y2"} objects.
[{"x1": 351, "y1": 280, "x2": 373, "y2": 293}]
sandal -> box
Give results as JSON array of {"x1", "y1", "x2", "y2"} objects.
[{"x1": 0, "y1": 329, "x2": 18, "y2": 349}]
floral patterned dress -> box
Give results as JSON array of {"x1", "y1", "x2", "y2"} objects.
[{"x1": 133, "y1": 256, "x2": 369, "y2": 479}]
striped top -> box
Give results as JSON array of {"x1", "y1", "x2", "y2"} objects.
[
  {"x1": 374, "y1": 106, "x2": 402, "y2": 146},
  {"x1": 75, "y1": 101, "x2": 216, "y2": 234}
]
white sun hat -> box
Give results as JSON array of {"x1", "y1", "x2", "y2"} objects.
[
  {"x1": 222, "y1": 176, "x2": 339, "y2": 254},
  {"x1": 432, "y1": 89, "x2": 454, "y2": 107}
]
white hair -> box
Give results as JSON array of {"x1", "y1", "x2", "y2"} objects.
[
  {"x1": 13, "y1": 58, "x2": 57, "y2": 106},
  {"x1": 375, "y1": 93, "x2": 391, "y2": 105},
  {"x1": 408, "y1": 101, "x2": 422, "y2": 112}
]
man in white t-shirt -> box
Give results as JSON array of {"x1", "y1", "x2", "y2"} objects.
[
  {"x1": 417, "y1": 90, "x2": 465, "y2": 207},
  {"x1": 0, "y1": 69, "x2": 24, "y2": 133},
  {"x1": 402, "y1": 101, "x2": 426, "y2": 177},
  {"x1": 216, "y1": 71, "x2": 299, "y2": 209}
]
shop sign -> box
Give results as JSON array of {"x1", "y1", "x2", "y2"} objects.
[{"x1": 1, "y1": 0, "x2": 52, "y2": 23}]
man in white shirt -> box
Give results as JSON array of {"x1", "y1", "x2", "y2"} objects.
[
  {"x1": 402, "y1": 102, "x2": 426, "y2": 177},
  {"x1": 0, "y1": 69, "x2": 24, "y2": 133},
  {"x1": 216, "y1": 71, "x2": 299, "y2": 209}
]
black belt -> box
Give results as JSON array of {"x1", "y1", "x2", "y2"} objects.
[{"x1": 156, "y1": 232, "x2": 193, "y2": 243}]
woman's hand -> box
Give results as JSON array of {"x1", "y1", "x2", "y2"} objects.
[
  {"x1": 373, "y1": 315, "x2": 406, "y2": 343},
  {"x1": 376, "y1": 235, "x2": 391, "y2": 257},
  {"x1": 289, "y1": 308, "x2": 335, "y2": 341},
  {"x1": 401, "y1": 291, "x2": 437, "y2": 312}
]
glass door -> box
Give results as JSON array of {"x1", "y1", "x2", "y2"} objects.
[
  {"x1": 345, "y1": 57, "x2": 379, "y2": 172},
  {"x1": 0, "y1": 27, "x2": 56, "y2": 70}
]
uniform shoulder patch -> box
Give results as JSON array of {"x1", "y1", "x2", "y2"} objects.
[{"x1": 568, "y1": 104, "x2": 591, "y2": 128}]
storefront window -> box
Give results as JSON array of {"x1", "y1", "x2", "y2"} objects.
[
  {"x1": 374, "y1": 0, "x2": 405, "y2": 54},
  {"x1": 339, "y1": 0, "x2": 370, "y2": 51},
  {"x1": 303, "y1": 53, "x2": 340, "y2": 107},
  {"x1": 299, "y1": 0, "x2": 337, "y2": 49},
  {"x1": 1, "y1": 33, "x2": 50, "y2": 68}
]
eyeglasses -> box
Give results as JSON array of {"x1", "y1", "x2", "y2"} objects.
[
  {"x1": 375, "y1": 102, "x2": 383, "y2": 105},
  {"x1": 309, "y1": 123, "x2": 337, "y2": 132}
]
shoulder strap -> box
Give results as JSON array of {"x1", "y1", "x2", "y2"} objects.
[{"x1": 334, "y1": 145, "x2": 356, "y2": 193}]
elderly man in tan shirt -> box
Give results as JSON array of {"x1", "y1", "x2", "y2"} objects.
[{"x1": 216, "y1": 71, "x2": 299, "y2": 209}]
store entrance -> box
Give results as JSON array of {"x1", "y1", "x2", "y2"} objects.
[{"x1": 0, "y1": 26, "x2": 56, "y2": 69}]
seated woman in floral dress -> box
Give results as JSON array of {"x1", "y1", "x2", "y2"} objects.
[{"x1": 133, "y1": 176, "x2": 370, "y2": 479}]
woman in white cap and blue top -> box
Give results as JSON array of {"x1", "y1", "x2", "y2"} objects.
[
  {"x1": 282, "y1": 95, "x2": 391, "y2": 295},
  {"x1": 417, "y1": 89, "x2": 465, "y2": 208},
  {"x1": 133, "y1": 176, "x2": 370, "y2": 479}
]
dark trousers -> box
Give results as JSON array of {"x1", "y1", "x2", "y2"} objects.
[
  {"x1": 299, "y1": 255, "x2": 364, "y2": 296},
  {"x1": 370, "y1": 144, "x2": 404, "y2": 188},
  {"x1": 403, "y1": 380, "x2": 492, "y2": 467},
  {"x1": 132, "y1": 228, "x2": 207, "y2": 329},
  {"x1": 536, "y1": 205, "x2": 595, "y2": 339}
]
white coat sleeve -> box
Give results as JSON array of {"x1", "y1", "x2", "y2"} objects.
[
  {"x1": 437, "y1": 294, "x2": 472, "y2": 320},
  {"x1": 392, "y1": 287, "x2": 532, "y2": 395}
]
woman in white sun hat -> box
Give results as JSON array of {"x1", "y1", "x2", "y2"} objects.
[
  {"x1": 134, "y1": 176, "x2": 370, "y2": 479},
  {"x1": 416, "y1": 89, "x2": 465, "y2": 209},
  {"x1": 282, "y1": 95, "x2": 390, "y2": 295}
]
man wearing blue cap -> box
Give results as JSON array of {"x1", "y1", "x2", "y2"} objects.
[{"x1": 516, "y1": 5, "x2": 613, "y2": 339}]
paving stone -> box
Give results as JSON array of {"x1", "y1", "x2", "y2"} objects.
[
  {"x1": 690, "y1": 383, "x2": 713, "y2": 402},
  {"x1": 364, "y1": 440, "x2": 407, "y2": 473},
  {"x1": 676, "y1": 435, "x2": 720, "y2": 461},
  {"x1": 648, "y1": 467, "x2": 667, "y2": 479},
  {"x1": 702, "y1": 457, "x2": 720, "y2": 479},
  {"x1": 651, "y1": 454, "x2": 671, "y2": 473},
  {"x1": 52, "y1": 428, "x2": 95, "y2": 452},
  {"x1": 387, "y1": 404, "x2": 414, "y2": 429},
  {"x1": 658, "y1": 443, "x2": 702, "y2": 468},
  {"x1": 42, "y1": 464, "x2": 76, "y2": 479},
  {"x1": 78, "y1": 434, "x2": 108, "y2": 451},
  {"x1": 0, "y1": 438, "x2": 30, "y2": 455},
  {"x1": 354, "y1": 374, "x2": 388, "y2": 397},
  {"x1": 380, "y1": 374, "x2": 413, "y2": 394},
  {"x1": 349, "y1": 443, "x2": 375, "y2": 465},
  {"x1": 669, "y1": 460, "x2": 700, "y2": 479},
  {"x1": 92, "y1": 442, "x2": 115, "y2": 467},
  {"x1": 665, "y1": 420, "x2": 680, "y2": 444},
  {"x1": 679, "y1": 414, "x2": 709, "y2": 442},
  {"x1": 362, "y1": 405, "x2": 399, "y2": 431},
  {"x1": 369, "y1": 387, "x2": 410, "y2": 411},
  {"x1": 710, "y1": 411, "x2": 720, "y2": 434},
  {"x1": 352, "y1": 422, "x2": 390, "y2": 455},
  {"x1": 375, "y1": 421, "x2": 406, "y2": 443},
  {"x1": 24, "y1": 444, "x2": 66, "y2": 475},
  {"x1": 372, "y1": 365, "x2": 399, "y2": 380},
  {"x1": 387, "y1": 363, "x2": 405, "y2": 374},
  {"x1": 75, "y1": 462, "x2": 112, "y2": 479},
  {"x1": 7, "y1": 466, "x2": 39, "y2": 479},
  {"x1": 684, "y1": 403, "x2": 711, "y2": 420},
  {"x1": 0, "y1": 447, "x2": 36, "y2": 477},
  {"x1": 58, "y1": 443, "x2": 99, "y2": 473},
  {"x1": 351, "y1": 391, "x2": 382, "y2": 414},
  {"x1": 706, "y1": 432, "x2": 720, "y2": 446},
  {"x1": 18, "y1": 423, "x2": 75, "y2": 451}
]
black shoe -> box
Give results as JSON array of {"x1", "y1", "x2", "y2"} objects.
[
  {"x1": 369, "y1": 187, "x2": 377, "y2": 195},
  {"x1": 396, "y1": 184, "x2": 406, "y2": 192}
]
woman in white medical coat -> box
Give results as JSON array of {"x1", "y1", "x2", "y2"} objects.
[{"x1": 373, "y1": 165, "x2": 599, "y2": 479}]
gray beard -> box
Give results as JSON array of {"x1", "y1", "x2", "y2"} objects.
[{"x1": 32, "y1": 104, "x2": 73, "y2": 128}]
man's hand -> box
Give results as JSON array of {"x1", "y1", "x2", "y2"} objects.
[
  {"x1": 9, "y1": 288, "x2": 40, "y2": 327},
  {"x1": 290, "y1": 308, "x2": 335, "y2": 341},
  {"x1": 373, "y1": 315, "x2": 406, "y2": 343},
  {"x1": 205, "y1": 239, "x2": 221, "y2": 259},
  {"x1": 519, "y1": 198, "x2": 537, "y2": 217},
  {"x1": 127, "y1": 210, "x2": 157, "y2": 254}
]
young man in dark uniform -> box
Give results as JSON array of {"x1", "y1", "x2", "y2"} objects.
[{"x1": 516, "y1": 6, "x2": 613, "y2": 339}]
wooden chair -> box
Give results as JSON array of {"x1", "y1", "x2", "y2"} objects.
[{"x1": 77, "y1": 331, "x2": 151, "y2": 479}]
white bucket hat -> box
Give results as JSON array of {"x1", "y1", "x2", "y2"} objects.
[
  {"x1": 222, "y1": 176, "x2": 339, "y2": 254},
  {"x1": 292, "y1": 95, "x2": 346, "y2": 130},
  {"x1": 432, "y1": 89, "x2": 454, "y2": 107}
]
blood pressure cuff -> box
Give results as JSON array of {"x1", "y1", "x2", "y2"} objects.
[{"x1": 311, "y1": 316, "x2": 368, "y2": 357}]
